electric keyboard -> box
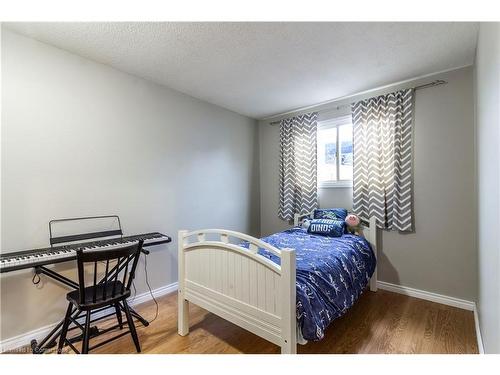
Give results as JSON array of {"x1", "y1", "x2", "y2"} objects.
[{"x1": 0, "y1": 232, "x2": 171, "y2": 273}]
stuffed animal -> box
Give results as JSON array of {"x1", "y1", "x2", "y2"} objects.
[
  {"x1": 345, "y1": 213, "x2": 362, "y2": 235},
  {"x1": 301, "y1": 218, "x2": 311, "y2": 230}
]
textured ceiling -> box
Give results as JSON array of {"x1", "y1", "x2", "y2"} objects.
[{"x1": 4, "y1": 22, "x2": 478, "y2": 119}]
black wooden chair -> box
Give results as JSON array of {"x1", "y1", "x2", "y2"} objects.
[{"x1": 57, "y1": 240, "x2": 144, "y2": 354}]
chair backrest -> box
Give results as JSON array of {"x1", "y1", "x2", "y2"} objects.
[{"x1": 76, "y1": 240, "x2": 144, "y2": 304}]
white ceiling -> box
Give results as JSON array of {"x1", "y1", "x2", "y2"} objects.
[{"x1": 4, "y1": 22, "x2": 478, "y2": 119}]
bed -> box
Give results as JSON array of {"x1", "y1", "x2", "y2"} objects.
[{"x1": 177, "y1": 214, "x2": 378, "y2": 354}]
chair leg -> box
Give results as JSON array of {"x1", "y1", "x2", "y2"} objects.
[
  {"x1": 57, "y1": 303, "x2": 73, "y2": 354},
  {"x1": 81, "y1": 310, "x2": 91, "y2": 354},
  {"x1": 115, "y1": 303, "x2": 123, "y2": 329},
  {"x1": 123, "y1": 300, "x2": 141, "y2": 353}
]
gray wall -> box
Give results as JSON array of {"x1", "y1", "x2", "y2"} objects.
[
  {"x1": 260, "y1": 66, "x2": 477, "y2": 301},
  {"x1": 0, "y1": 29, "x2": 260, "y2": 341},
  {"x1": 475, "y1": 23, "x2": 500, "y2": 354}
]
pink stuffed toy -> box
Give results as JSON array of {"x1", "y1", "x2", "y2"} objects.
[{"x1": 345, "y1": 213, "x2": 361, "y2": 234}]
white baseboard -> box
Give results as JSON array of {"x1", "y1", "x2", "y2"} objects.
[
  {"x1": 127, "y1": 282, "x2": 178, "y2": 306},
  {"x1": 0, "y1": 282, "x2": 178, "y2": 353},
  {"x1": 473, "y1": 304, "x2": 485, "y2": 354},
  {"x1": 377, "y1": 281, "x2": 475, "y2": 311}
]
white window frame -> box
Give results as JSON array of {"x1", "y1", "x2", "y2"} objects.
[{"x1": 317, "y1": 115, "x2": 353, "y2": 189}]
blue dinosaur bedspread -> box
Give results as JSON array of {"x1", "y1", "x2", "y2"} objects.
[{"x1": 254, "y1": 227, "x2": 376, "y2": 341}]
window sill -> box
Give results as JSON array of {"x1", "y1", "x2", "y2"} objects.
[{"x1": 319, "y1": 181, "x2": 353, "y2": 189}]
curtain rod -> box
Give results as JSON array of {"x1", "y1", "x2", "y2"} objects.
[{"x1": 268, "y1": 79, "x2": 447, "y2": 125}]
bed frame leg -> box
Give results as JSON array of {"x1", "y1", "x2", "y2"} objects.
[
  {"x1": 281, "y1": 248, "x2": 297, "y2": 354},
  {"x1": 368, "y1": 217, "x2": 378, "y2": 292},
  {"x1": 178, "y1": 296, "x2": 189, "y2": 336},
  {"x1": 281, "y1": 339, "x2": 297, "y2": 354},
  {"x1": 370, "y1": 275, "x2": 378, "y2": 292},
  {"x1": 178, "y1": 229, "x2": 190, "y2": 336}
]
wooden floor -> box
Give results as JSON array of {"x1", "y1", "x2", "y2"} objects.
[{"x1": 29, "y1": 289, "x2": 479, "y2": 354}]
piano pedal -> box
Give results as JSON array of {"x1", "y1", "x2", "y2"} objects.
[
  {"x1": 31, "y1": 339, "x2": 44, "y2": 354},
  {"x1": 90, "y1": 326, "x2": 100, "y2": 337},
  {"x1": 34, "y1": 326, "x2": 102, "y2": 354}
]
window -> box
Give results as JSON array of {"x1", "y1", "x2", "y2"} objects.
[{"x1": 317, "y1": 115, "x2": 353, "y2": 188}]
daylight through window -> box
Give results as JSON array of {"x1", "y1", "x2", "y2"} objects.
[{"x1": 317, "y1": 115, "x2": 353, "y2": 187}]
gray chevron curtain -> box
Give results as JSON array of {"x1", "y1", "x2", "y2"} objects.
[
  {"x1": 278, "y1": 112, "x2": 319, "y2": 221},
  {"x1": 352, "y1": 88, "x2": 414, "y2": 231}
]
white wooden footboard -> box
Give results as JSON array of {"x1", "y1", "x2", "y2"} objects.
[{"x1": 177, "y1": 229, "x2": 297, "y2": 354}]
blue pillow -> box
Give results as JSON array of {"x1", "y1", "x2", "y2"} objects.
[
  {"x1": 313, "y1": 208, "x2": 348, "y2": 221},
  {"x1": 307, "y1": 219, "x2": 345, "y2": 237}
]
